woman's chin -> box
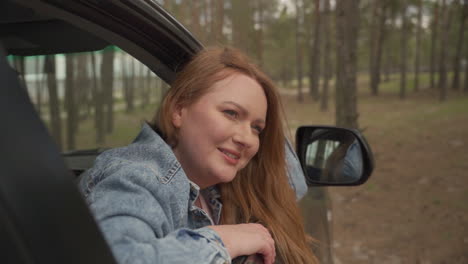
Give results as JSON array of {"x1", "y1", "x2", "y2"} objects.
[{"x1": 213, "y1": 171, "x2": 237, "y2": 185}]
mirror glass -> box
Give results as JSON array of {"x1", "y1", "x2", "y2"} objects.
[{"x1": 304, "y1": 129, "x2": 363, "y2": 184}]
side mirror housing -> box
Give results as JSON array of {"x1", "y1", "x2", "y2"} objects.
[{"x1": 296, "y1": 126, "x2": 375, "y2": 186}]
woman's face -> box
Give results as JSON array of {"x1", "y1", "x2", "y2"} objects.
[{"x1": 172, "y1": 72, "x2": 268, "y2": 188}]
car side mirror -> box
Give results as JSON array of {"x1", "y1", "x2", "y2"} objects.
[{"x1": 296, "y1": 126, "x2": 374, "y2": 186}]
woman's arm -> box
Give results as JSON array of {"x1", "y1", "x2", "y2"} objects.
[
  {"x1": 285, "y1": 138, "x2": 308, "y2": 200},
  {"x1": 84, "y1": 162, "x2": 230, "y2": 264}
]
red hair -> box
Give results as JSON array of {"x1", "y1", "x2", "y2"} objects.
[{"x1": 151, "y1": 47, "x2": 317, "y2": 263}]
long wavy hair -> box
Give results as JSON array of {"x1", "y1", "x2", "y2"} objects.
[{"x1": 151, "y1": 47, "x2": 318, "y2": 264}]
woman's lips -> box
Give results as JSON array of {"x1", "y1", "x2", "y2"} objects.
[{"x1": 218, "y1": 148, "x2": 240, "y2": 165}]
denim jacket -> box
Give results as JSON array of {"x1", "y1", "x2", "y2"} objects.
[{"x1": 79, "y1": 123, "x2": 307, "y2": 264}]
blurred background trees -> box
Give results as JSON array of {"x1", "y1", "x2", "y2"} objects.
[
  {"x1": 11, "y1": 0, "x2": 468, "y2": 147},
  {"x1": 162, "y1": 0, "x2": 468, "y2": 130}
]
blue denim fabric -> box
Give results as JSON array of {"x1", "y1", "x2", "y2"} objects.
[
  {"x1": 79, "y1": 123, "x2": 230, "y2": 264},
  {"x1": 79, "y1": 123, "x2": 308, "y2": 264},
  {"x1": 285, "y1": 138, "x2": 308, "y2": 200},
  {"x1": 342, "y1": 139, "x2": 363, "y2": 182}
]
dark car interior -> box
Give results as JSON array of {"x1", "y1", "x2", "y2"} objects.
[
  {"x1": 0, "y1": 1, "x2": 109, "y2": 56},
  {"x1": 0, "y1": 2, "x2": 118, "y2": 264},
  {"x1": 0, "y1": 43, "x2": 117, "y2": 263}
]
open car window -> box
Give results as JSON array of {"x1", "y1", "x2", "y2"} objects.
[{"x1": 8, "y1": 46, "x2": 168, "y2": 153}]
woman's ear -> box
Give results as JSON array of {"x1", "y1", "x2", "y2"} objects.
[{"x1": 171, "y1": 105, "x2": 184, "y2": 128}]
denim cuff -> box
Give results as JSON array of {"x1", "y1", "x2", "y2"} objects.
[{"x1": 196, "y1": 227, "x2": 231, "y2": 264}]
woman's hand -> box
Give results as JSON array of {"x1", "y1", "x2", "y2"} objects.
[{"x1": 208, "y1": 224, "x2": 276, "y2": 264}]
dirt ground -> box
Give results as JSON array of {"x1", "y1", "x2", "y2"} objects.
[{"x1": 281, "y1": 87, "x2": 468, "y2": 264}]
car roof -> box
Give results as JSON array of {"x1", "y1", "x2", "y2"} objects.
[{"x1": 0, "y1": 0, "x2": 203, "y2": 83}]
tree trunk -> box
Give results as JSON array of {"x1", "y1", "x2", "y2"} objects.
[
  {"x1": 309, "y1": 0, "x2": 321, "y2": 100},
  {"x1": 370, "y1": 1, "x2": 388, "y2": 96},
  {"x1": 383, "y1": 13, "x2": 397, "y2": 83},
  {"x1": 430, "y1": 1, "x2": 440, "y2": 89},
  {"x1": 451, "y1": 1, "x2": 467, "y2": 91},
  {"x1": 139, "y1": 64, "x2": 146, "y2": 109},
  {"x1": 123, "y1": 55, "x2": 135, "y2": 113},
  {"x1": 400, "y1": 1, "x2": 408, "y2": 99},
  {"x1": 295, "y1": 0, "x2": 304, "y2": 102},
  {"x1": 101, "y1": 49, "x2": 115, "y2": 134},
  {"x1": 383, "y1": 35, "x2": 391, "y2": 83},
  {"x1": 65, "y1": 54, "x2": 77, "y2": 150},
  {"x1": 91, "y1": 53, "x2": 105, "y2": 144},
  {"x1": 369, "y1": 0, "x2": 378, "y2": 95},
  {"x1": 414, "y1": 0, "x2": 423, "y2": 92},
  {"x1": 320, "y1": 0, "x2": 331, "y2": 112},
  {"x1": 44, "y1": 55, "x2": 62, "y2": 150},
  {"x1": 438, "y1": 0, "x2": 451, "y2": 101},
  {"x1": 256, "y1": 0, "x2": 264, "y2": 67},
  {"x1": 191, "y1": 0, "x2": 202, "y2": 41},
  {"x1": 375, "y1": 4, "x2": 387, "y2": 88},
  {"x1": 35, "y1": 57, "x2": 43, "y2": 117},
  {"x1": 231, "y1": 0, "x2": 252, "y2": 53},
  {"x1": 335, "y1": 0, "x2": 360, "y2": 129},
  {"x1": 75, "y1": 54, "x2": 89, "y2": 120},
  {"x1": 212, "y1": 0, "x2": 224, "y2": 43},
  {"x1": 464, "y1": 43, "x2": 468, "y2": 93},
  {"x1": 145, "y1": 68, "x2": 152, "y2": 105}
]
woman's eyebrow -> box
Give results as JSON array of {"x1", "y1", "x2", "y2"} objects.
[{"x1": 222, "y1": 101, "x2": 265, "y2": 124}]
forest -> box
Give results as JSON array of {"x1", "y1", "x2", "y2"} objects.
[
  {"x1": 9, "y1": 0, "x2": 468, "y2": 151},
  {"x1": 162, "y1": 0, "x2": 468, "y2": 129}
]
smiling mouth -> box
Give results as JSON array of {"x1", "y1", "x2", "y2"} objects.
[{"x1": 218, "y1": 148, "x2": 240, "y2": 165}]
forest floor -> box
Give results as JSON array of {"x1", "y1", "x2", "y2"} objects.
[{"x1": 281, "y1": 83, "x2": 468, "y2": 264}]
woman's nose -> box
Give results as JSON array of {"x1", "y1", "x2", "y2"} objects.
[{"x1": 232, "y1": 124, "x2": 256, "y2": 149}]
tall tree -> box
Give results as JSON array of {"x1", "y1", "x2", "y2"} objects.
[
  {"x1": 383, "y1": 9, "x2": 398, "y2": 83},
  {"x1": 65, "y1": 54, "x2": 77, "y2": 150},
  {"x1": 414, "y1": 0, "x2": 423, "y2": 92},
  {"x1": 74, "y1": 54, "x2": 90, "y2": 120},
  {"x1": 437, "y1": 0, "x2": 451, "y2": 101},
  {"x1": 464, "y1": 43, "x2": 468, "y2": 93},
  {"x1": 122, "y1": 55, "x2": 135, "y2": 113},
  {"x1": 451, "y1": 0, "x2": 468, "y2": 91},
  {"x1": 295, "y1": 0, "x2": 304, "y2": 102},
  {"x1": 210, "y1": 0, "x2": 224, "y2": 44},
  {"x1": 335, "y1": 0, "x2": 360, "y2": 129},
  {"x1": 368, "y1": 0, "x2": 379, "y2": 95},
  {"x1": 91, "y1": 53, "x2": 105, "y2": 144},
  {"x1": 370, "y1": 0, "x2": 388, "y2": 96},
  {"x1": 308, "y1": 0, "x2": 321, "y2": 100},
  {"x1": 231, "y1": 0, "x2": 254, "y2": 53},
  {"x1": 320, "y1": 0, "x2": 332, "y2": 111},
  {"x1": 44, "y1": 55, "x2": 62, "y2": 150},
  {"x1": 430, "y1": 1, "x2": 440, "y2": 89},
  {"x1": 255, "y1": 0, "x2": 265, "y2": 67},
  {"x1": 190, "y1": 0, "x2": 203, "y2": 42},
  {"x1": 35, "y1": 57, "x2": 43, "y2": 117},
  {"x1": 400, "y1": 0, "x2": 408, "y2": 99},
  {"x1": 101, "y1": 48, "x2": 115, "y2": 134}
]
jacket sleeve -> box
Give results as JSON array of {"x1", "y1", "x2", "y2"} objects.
[
  {"x1": 285, "y1": 138, "x2": 308, "y2": 201},
  {"x1": 83, "y1": 160, "x2": 231, "y2": 264}
]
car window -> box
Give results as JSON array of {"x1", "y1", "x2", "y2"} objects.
[{"x1": 7, "y1": 46, "x2": 168, "y2": 152}]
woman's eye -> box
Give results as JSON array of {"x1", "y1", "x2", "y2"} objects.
[
  {"x1": 223, "y1": 109, "x2": 238, "y2": 118},
  {"x1": 252, "y1": 125, "x2": 263, "y2": 134}
]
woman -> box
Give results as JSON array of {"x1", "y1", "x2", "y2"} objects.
[
  {"x1": 80, "y1": 47, "x2": 317, "y2": 264},
  {"x1": 322, "y1": 132, "x2": 363, "y2": 183}
]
